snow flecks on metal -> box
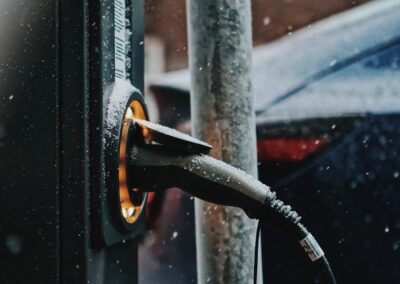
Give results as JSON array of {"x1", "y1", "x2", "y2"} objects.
[{"x1": 187, "y1": 0, "x2": 260, "y2": 283}]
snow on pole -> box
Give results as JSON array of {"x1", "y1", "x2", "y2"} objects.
[{"x1": 187, "y1": 0, "x2": 261, "y2": 283}]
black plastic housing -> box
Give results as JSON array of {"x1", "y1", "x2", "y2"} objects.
[
  {"x1": 93, "y1": 86, "x2": 148, "y2": 246},
  {"x1": 0, "y1": 0, "x2": 146, "y2": 283}
]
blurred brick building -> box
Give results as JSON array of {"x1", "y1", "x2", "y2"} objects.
[{"x1": 144, "y1": 0, "x2": 369, "y2": 71}]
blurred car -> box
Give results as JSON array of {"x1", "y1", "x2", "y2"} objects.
[{"x1": 143, "y1": 0, "x2": 400, "y2": 283}]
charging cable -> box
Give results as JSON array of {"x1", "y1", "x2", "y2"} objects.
[{"x1": 128, "y1": 119, "x2": 337, "y2": 284}]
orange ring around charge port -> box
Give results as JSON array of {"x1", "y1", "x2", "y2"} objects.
[{"x1": 119, "y1": 100, "x2": 147, "y2": 224}]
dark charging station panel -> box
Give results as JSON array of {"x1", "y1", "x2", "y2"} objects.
[
  {"x1": 0, "y1": 0, "x2": 145, "y2": 283},
  {"x1": 90, "y1": 0, "x2": 147, "y2": 247}
]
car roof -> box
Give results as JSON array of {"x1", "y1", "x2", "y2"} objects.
[{"x1": 149, "y1": 0, "x2": 400, "y2": 119}]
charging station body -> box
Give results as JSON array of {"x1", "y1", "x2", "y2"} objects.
[{"x1": 0, "y1": 0, "x2": 146, "y2": 283}]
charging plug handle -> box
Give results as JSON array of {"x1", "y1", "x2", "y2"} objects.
[{"x1": 129, "y1": 143, "x2": 273, "y2": 218}]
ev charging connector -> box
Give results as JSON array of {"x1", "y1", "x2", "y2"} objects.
[{"x1": 126, "y1": 118, "x2": 337, "y2": 284}]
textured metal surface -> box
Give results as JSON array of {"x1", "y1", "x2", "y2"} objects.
[{"x1": 187, "y1": 0, "x2": 260, "y2": 283}]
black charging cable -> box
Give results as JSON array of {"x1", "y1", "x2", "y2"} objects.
[
  {"x1": 129, "y1": 119, "x2": 337, "y2": 284},
  {"x1": 253, "y1": 194, "x2": 337, "y2": 284},
  {"x1": 253, "y1": 219, "x2": 262, "y2": 284}
]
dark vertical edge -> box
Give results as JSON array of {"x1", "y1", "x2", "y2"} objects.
[
  {"x1": 131, "y1": 0, "x2": 145, "y2": 94},
  {"x1": 59, "y1": 0, "x2": 90, "y2": 282},
  {"x1": 55, "y1": 0, "x2": 61, "y2": 281},
  {"x1": 89, "y1": 0, "x2": 107, "y2": 247},
  {"x1": 83, "y1": 0, "x2": 91, "y2": 273}
]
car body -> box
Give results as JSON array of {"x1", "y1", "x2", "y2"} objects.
[{"x1": 144, "y1": 0, "x2": 400, "y2": 283}]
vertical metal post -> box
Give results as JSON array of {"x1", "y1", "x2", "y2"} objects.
[{"x1": 187, "y1": 0, "x2": 260, "y2": 283}]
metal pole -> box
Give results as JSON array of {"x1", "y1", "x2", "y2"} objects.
[{"x1": 187, "y1": 0, "x2": 260, "y2": 283}]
